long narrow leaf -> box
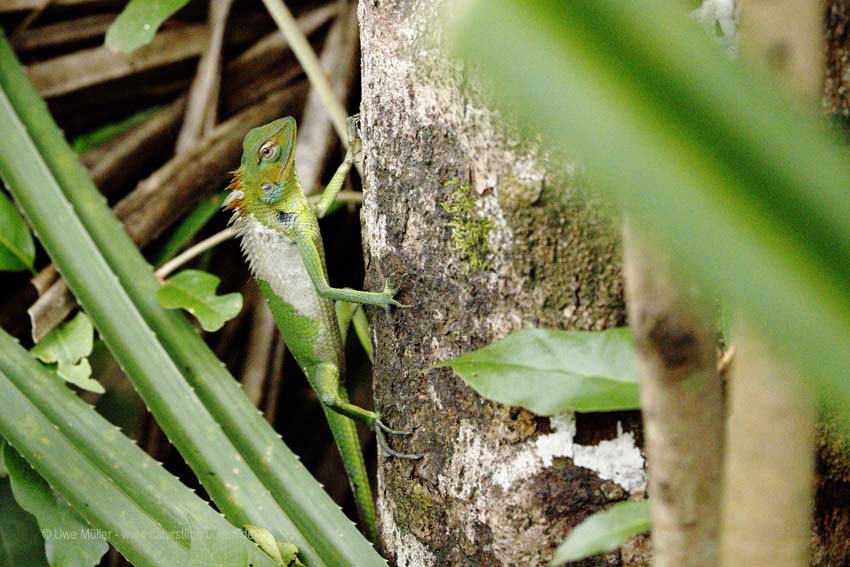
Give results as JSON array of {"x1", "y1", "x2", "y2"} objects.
[
  {"x1": 455, "y1": 0, "x2": 850, "y2": 412},
  {"x1": 0, "y1": 329, "x2": 279, "y2": 567},
  {"x1": 0, "y1": 32, "x2": 385, "y2": 567},
  {"x1": 0, "y1": 66, "x2": 324, "y2": 566},
  {"x1": 0, "y1": 370, "x2": 189, "y2": 566}
]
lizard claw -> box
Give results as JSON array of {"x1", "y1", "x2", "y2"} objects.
[
  {"x1": 374, "y1": 419, "x2": 422, "y2": 461},
  {"x1": 376, "y1": 419, "x2": 412, "y2": 436}
]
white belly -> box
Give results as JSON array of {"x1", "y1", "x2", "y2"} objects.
[{"x1": 237, "y1": 215, "x2": 322, "y2": 320}]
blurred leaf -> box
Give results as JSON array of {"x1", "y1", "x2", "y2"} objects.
[
  {"x1": 105, "y1": 0, "x2": 191, "y2": 53},
  {"x1": 432, "y1": 328, "x2": 639, "y2": 414},
  {"x1": 31, "y1": 313, "x2": 102, "y2": 394},
  {"x1": 3, "y1": 445, "x2": 107, "y2": 567},
  {"x1": 156, "y1": 269, "x2": 242, "y2": 332},
  {"x1": 0, "y1": 190, "x2": 34, "y2": 273},
  {"x1": 71, "y1": 107, "x2": 161, "y2": 154},
  {"x1": 454, "y1": 0, "x2": 850, "y2": 415},
  {"x1": 551, "y1": 500, "x2": 650, "y2": 565},
  {"x1": 0, "y1": 471, "x2": 49, "y2": 567}
]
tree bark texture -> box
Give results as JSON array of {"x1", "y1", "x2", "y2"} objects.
[{"x1": 358, "y1": 2, "x2": 647, "y2": 565}]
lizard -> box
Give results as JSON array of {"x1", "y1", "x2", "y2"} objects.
[{"x1": 222, "y1": 115, "x2": 418, "y2": 542}]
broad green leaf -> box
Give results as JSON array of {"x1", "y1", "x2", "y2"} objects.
[
  {"x1": 156, "y1": 269, "x2": 242, "y2": 332},
  {"x1": 105, "y1": 0, "x2": 191, "y2": 53},
  {"x1": 0, "y1": 474, "x2": 49, "y2": 567},
  {"x1": 0, "y1": 190, "x2": 34, "y2": 272},
  {"x1": 551, "y1": 500, "x2": 650, "y2": 565},
  {"x1": 433, "y1": 328, "x2": 639, "y2": 414},
  {"x1": 31, "y1": 313, "x2": 103, "y2": 394},
  {"x1": 3, "y1": 445, "x2": 107, "y2": 567}
]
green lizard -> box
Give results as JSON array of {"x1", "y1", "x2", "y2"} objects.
[{"x1": 222, "y1": 115, "x2": 418, "y2": 542}]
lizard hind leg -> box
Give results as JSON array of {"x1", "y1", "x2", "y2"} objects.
[{"x1": 314, "y1": 363, "x2": 421, "y2": 460}]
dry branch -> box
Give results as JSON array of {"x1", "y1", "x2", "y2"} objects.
[
  {"x1": 623, "y1": 223, "x2": 724, "y2": 567},
  {"x1": 296, "y1": 1, "x2": 359, "y2": 192},
  {"x1": 13, "y1": 13, "x2": 115, "y2": 51},
  {"x1": 27, "y1": 13, "x2": 268, "y2": 98},
  {"x1": 175, "y1": 0, "x2": 234, "y2": 152},
  {"x1": 719, "y1": 1, "x2": 823, "y2": 566}
]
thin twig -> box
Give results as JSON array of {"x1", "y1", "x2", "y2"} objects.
[
  {"x1": 297, "y1": 1, "x2": 360, "y2": 192},
  {"x1": 156, "y1": 227, "x2": 236, "y2": 280},
  {"x1": 261, "y1": 0, "x2": 362, "y2": 175},
  {"x1": 9, "y1": 0, "x2": 54, "y2": 44},
  {"x1": 175, "y1": 0, "x2": 234, "y2": 152}
]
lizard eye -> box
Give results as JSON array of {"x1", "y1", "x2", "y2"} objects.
[
  {"x1": 260, "y1": 182, "x2": 273, "y2": 193},
  {"x1": 258, "y1": 143, "x2": 279, "y2": 161}
]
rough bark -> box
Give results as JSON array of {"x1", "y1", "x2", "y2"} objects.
[
  {"x1": 358, "y1": 1, "x2": 646, "y2": 565},
  {"x1": 622, "y1": 225, "x2": 723, "y2": 567}
]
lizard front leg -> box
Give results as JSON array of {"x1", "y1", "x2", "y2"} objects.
[
  {"x1": 313, "y1": 363, "x2": 420, "y2": 460},
  {"x1": 296, "y1": 235, "x2": 408, "y2": 310},
  {"x1": 314, "y1": 114, "x2": 362, "y2": 219}
]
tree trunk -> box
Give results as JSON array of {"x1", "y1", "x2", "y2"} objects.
[{"x1": 357, "y1": 2, "x2": 648, "y2": 565}]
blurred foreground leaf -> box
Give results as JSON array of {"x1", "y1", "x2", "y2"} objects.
[
  {"x1": 454, "y1": 0, "x2": 850, "y2": 415},
  {"x1": 4, "y1": 445, "x2": 108, "y2": 567},
  {"x1": 0, "y1": 469, "x2": 48, "y2": 567},
  {"x1": 105, "y1": 0, "x2": 191, "y2": 53},
  {"x1": 433, "y1": 328, "x2": 639, "y2": 414}
]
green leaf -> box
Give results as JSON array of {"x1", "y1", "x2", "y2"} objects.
[
  {"x1": 0, "y1": 190, "x2": 34, "y2": 273},
  {"x1": 433, "y1": 328, "x2": 639, "y2": 414},
  {"x1": 105, "y1": 0, "x2": 191, "y2": 53},
  {"x1": 31, "y1": 313, "x2": 103, "y2": 394},
  {"x1": 3, "y1": 445, "x2": 108, "y2": 567},
  {"x1": 551, "y1": 500, "x2": 650, "y2": 565},
  {"x1": 156, "y1": 269, "x2": 242, "y2": 332},
  {"x1": 0, "y1": 473, "x2": 49, "y2": 567},
  {"x1": 71, "y1": 107, "x2": 161, "y2": 154}
]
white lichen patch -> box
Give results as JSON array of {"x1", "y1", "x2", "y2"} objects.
[{"x1": 490, "y1": 413, "x2": 645, "y2": 493}]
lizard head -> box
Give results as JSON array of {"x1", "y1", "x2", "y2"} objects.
[{"x1": 223, "y1": 116, "x2": 298, "y2": 227}]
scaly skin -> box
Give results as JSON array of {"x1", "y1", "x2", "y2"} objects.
[{"x1": 223, "y1": 116, "x2": 416, "y2": 542}]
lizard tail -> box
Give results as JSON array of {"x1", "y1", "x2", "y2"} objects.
[{"x1": 322, "y1": 402, "x2": 379, "y2": 543}]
